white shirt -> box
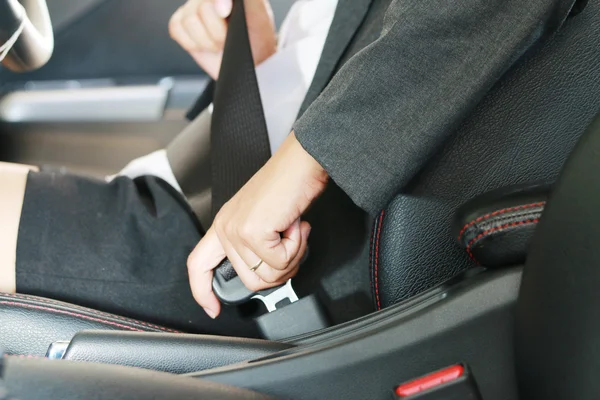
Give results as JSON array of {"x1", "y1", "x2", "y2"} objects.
[{"x1": 116, "y1": 0, "x2": 339, "y2": 192}]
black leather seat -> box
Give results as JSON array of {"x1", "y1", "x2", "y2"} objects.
[{"x1": 1, "y1": 0, "x2": 599, "y2": 362}]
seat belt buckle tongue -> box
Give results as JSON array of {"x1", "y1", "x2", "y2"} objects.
[
  {"x1": 212, "y1": 250, "x2": 309, "y2": 306},
  {"x1": 252, "y1": 279, "x2": 299, "y2": 312},
  {"x1": 394, "y1": 364, "x2": 483, "y2": 400}
]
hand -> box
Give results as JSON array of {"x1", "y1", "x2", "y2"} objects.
[
  {"x1": 169, "y1": 0, "x2": 277, "y2": 79},
  {"x1": 187, "y1": 132, "x2": 328, "y2": 318}
]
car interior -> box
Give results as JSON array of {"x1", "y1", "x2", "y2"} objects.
[{"x1": 1, "y1": 0, "x2": 600, "y2": 399}]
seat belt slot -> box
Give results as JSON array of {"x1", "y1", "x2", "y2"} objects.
[
  {"x1": 213, "y1": 259, "x2": 330, "y2": 340},
  {"x1": 256, "y1": 294, "x2": 330, "y2": 341}
]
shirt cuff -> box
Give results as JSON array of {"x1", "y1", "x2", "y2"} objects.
[{"x1": 108, "y1": 149, "x2": 183, "y2": 194}]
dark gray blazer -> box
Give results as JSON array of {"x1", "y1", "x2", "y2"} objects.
[
  {"x1": 169, "y1": 0, "x2": 580, "y2": 322},
  {"x1": 294, "y1": 0, "x2": 579, "y2": 214}
]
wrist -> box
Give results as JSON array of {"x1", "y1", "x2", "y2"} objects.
[
  {"x1": 288, "y1": 131, "x2": 329, "y2": 195},
  {"x1": 269, "y1": 131, "x2": 329, "y2": 202}
]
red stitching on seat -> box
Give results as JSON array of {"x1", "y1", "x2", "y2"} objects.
[
  {"x1": 369, "y1": 216, "x2": 375, "y2": 306},
  {"x1": 3, "y1": 293, "x2": 178, "y2": 332},
  {"x1": 457, "y1": 202, "x2": 545, "y2": 241},
  {"x1": 3, "y1": 354, "x2": 44, "y2": 359},
  {"x1": 374, "y1": 210, "x2": 385, "y2": 311},
  {"x1": 465, "y1": 218, "x2": 540, "y2": 264},
  {"x1": 0, "y1": 293, "x2": 179, "y2": 333},
  {"x1": 0, "y1": 301, "x2": 145, "y2": 332}
]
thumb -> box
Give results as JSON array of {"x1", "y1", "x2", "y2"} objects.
[
  {"x1": 277, "y1": 218, "x2": 303, "y2": 264},
  {"x1": 187, "y1": 227, "x2": 225, "y2": 318},
  {"x1": 214, "y1": 0, "x2": 233, "y2": 18},
  {"x1": 300, "y1": 220, "x2": 311, "y2": 242}
]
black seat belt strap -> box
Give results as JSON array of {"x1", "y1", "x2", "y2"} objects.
[
  {"x1": 210, "y1": 0, "x2": 271, "y2": 217},
  {"x1": 208, "y1": 2, "x2": 330, "y2": 339}
]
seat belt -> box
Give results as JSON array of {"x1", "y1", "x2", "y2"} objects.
[
  {"x1": 209, "y1": 0, "x2": 271, "y2": 217},
  {"x1": 208, "y1": 0, "x2": 330, "y2": 339}
]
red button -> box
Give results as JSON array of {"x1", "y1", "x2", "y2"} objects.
[{"x1": 395, "y1": 365, "x2": 465, "y2": 397}]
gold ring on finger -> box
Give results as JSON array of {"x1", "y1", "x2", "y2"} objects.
[{"x1": 249, "y1": 259, "x2": 263, "y2": 272}]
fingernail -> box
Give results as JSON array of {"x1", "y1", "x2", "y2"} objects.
[
  {"x1": 214, "y1": 0, "x2": 232, "y2": 18},
  {"x1": 203, "y1": 307, "x2": 217, "y2": 319}
]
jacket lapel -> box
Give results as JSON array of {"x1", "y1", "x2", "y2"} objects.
[{"x1": 298, "y1": 0, "x2": 373, "y2": 116}]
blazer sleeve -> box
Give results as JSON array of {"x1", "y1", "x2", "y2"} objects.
[{"x1": 293, "y1": 0, "x2": 579, "y2": 214}]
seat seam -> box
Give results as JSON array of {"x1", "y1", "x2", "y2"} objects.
[
  {"x1": 369, "y1": 216, "x2": 375, "y2": 307},
  {"x1": 3, "y1": 354, "x2": 44, "y2": 359},
  {"x1": 1, "y1": 293, "x2": 175, "y2": 331},
  {"x1": 374, "y1": 210, "x2": 385, "y2": 311},
  {"x1": 0, "y1": 293, "x2": 179, "y2": 333},
  {"x1": 465, "y1": 218, "x2": 540, "y2": 264},
  {"x1": 466, "y1": 210, "x2": 542, "y2": 239},
  {"x1": 0, "y1": 301, "x2": 146, "y2": 332},
  {"x1": 369, "y1": 214, "x2": 378, "y2": 311},
  {"x1": 457, "y1": 202, "x2": 545, "y2": 241}
]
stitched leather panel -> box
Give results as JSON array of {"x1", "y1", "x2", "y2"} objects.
[
  {"x1": 454, "y1": 184, "x2": 549, "y2": 267},
  {"x1": 462, "y1": 207, "x2": 544, "y2": 267},
  {"x1": 0, "y1": 293, "x2": 174, "y2": 357},
  {"x1": 458, "y1": 202, "x2": 545, "y2": 242},
  {"x1": 369, "y1": 211, "x2": 385, "y2": 310},
  {"x1": 376, "y1": 3, "x2": 600, "y2": 308}
]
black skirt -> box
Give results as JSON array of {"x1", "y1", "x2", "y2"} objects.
[{"x1": 15, "y1": 170, "x2": 260, "y2": 337}]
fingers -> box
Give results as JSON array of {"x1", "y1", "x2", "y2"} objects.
[
  {"x1": 183, "y1": 13, "x2": 219, "y2": 52},
  {"x1": 252, "y1": 222, "x2": 310, "y2": 285},
  {"x1": 198, "y1": 1, "x2": 227, "y2": 48},
  {"x1": 169, "y1": 0, "x2": 228, "y2": 53},
  {"x1": 292, "y1": 221, "x2": 312, "y2": 268},
  {"x1": 222, "y1": 218, "x2": 310, "y2": 289},
  {"x1": 187, "y1": 227, "x2": 225, "y2": 318},
  {"x1": 188, "y1": 217, "x2": 309, "y2": 319},
  {"x1": 213, "y1": 0, "x2": 233, "y2": 18},
  {"x1": 169, "y1": 7, "x2": 197, "y2": 52},
  {"x1": 181, "y1": 1, "x2": 219, "y2": 52},
  {"x1": 235, "y1": 246, "x2": 290, "y2": 285},
  {"x1": 217, "y1": 237, "x2": 265, "y2": 292},
  {"x1": 240, "y1": 218, "x2": 305, "y2": 271},
  {"x1": 253, "y1": 222, "x2": 310, "y2": 285},
  {"x1": 213, "y1": 215, "x2": 274, "y2": 291}
]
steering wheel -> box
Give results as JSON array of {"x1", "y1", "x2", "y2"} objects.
[{"x1": 0, "y1": 0, "x2": 53, "y2": 72}]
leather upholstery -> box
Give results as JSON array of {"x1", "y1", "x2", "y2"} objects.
[
  {"x1": 455, "y1": 184, "x2": 548, "y2": 268},
  {"x1": 62, "y1": 331, "x2": 292, "y2": 374},
  {"x1": 373, "y1": 2, "x2": 600, "y2": 309},
  {"x1": 0, "y1": 292, "x2": 176, "y2": 357}
]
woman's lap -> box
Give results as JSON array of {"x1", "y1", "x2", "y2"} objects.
[{"x1": 14, "y1": 170, "x2": 260, "y2": 337}]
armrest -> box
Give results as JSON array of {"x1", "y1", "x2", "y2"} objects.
[
  {"x1": 0, "y1": 292, "x2": 292, "y2": 373},
  {"x1": 454, "y1": 184, "x2": 550, "y2": 267},
  {"x1": 62, "y1": 330, "x2": 293, "y2": 374}
]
